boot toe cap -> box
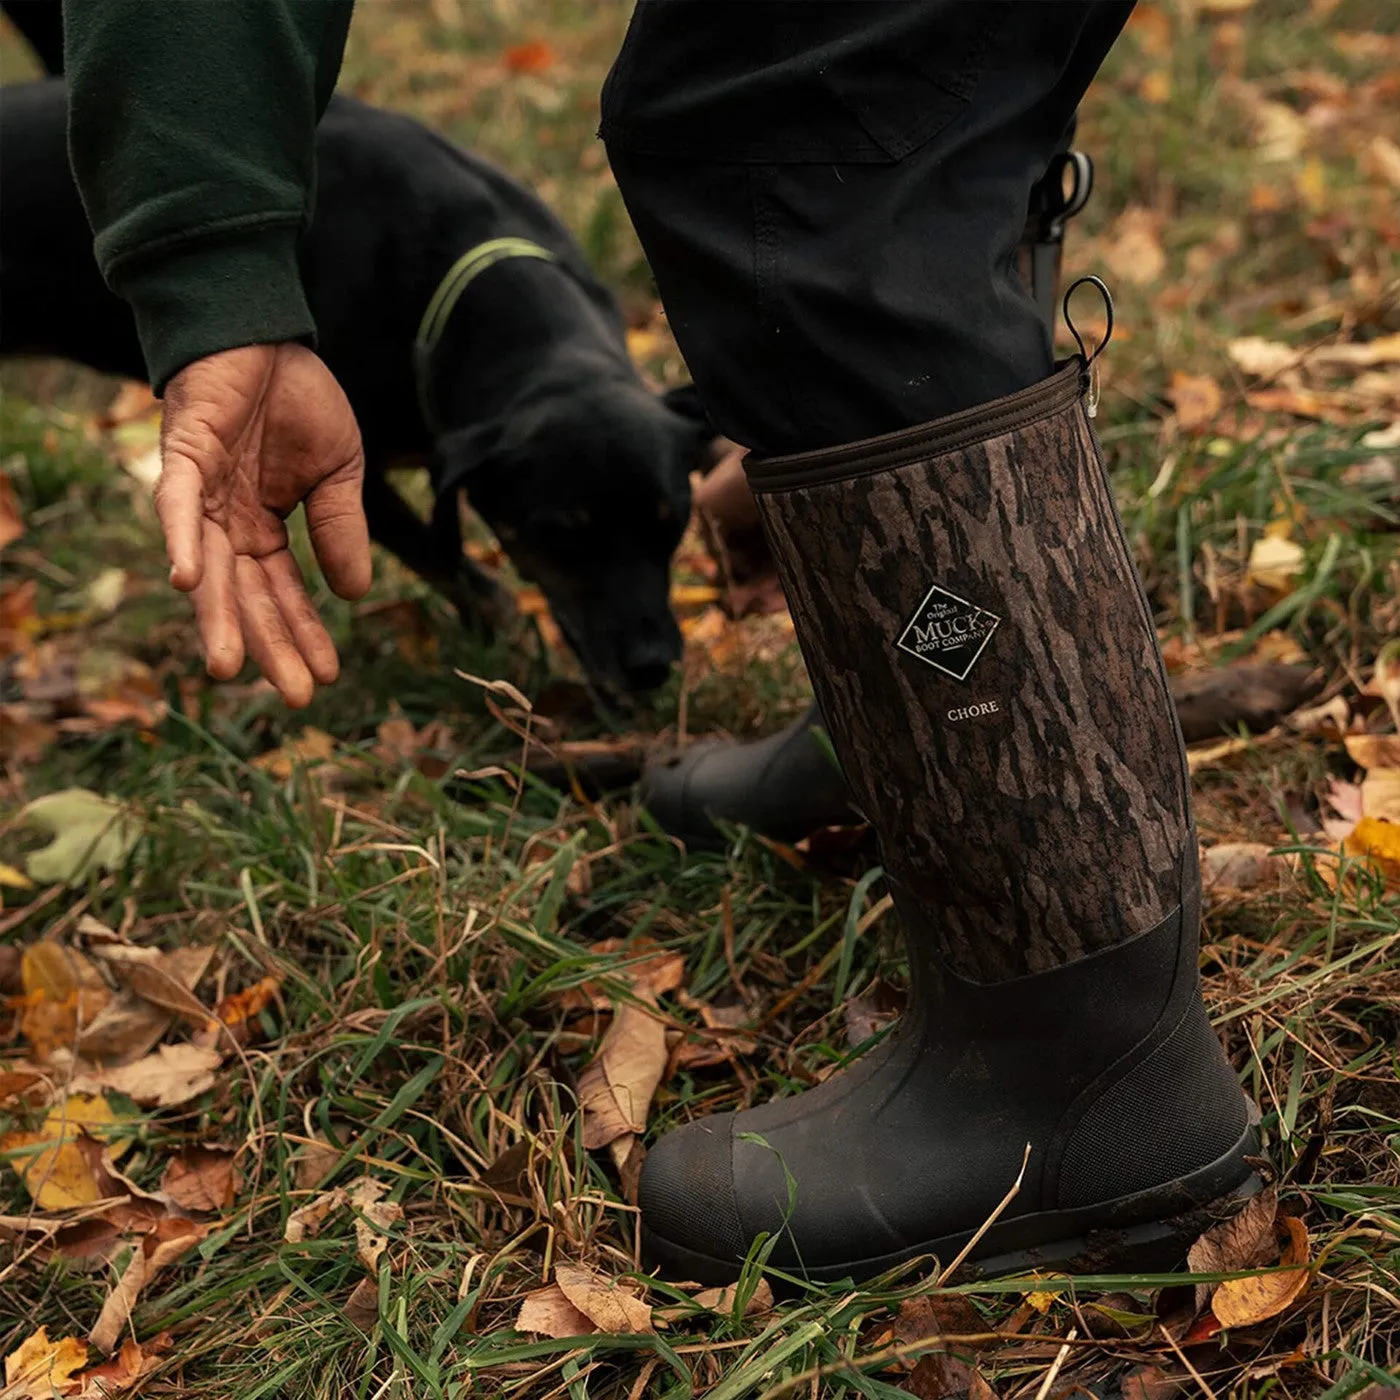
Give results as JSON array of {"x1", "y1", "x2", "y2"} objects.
[
  {"x1": 638, "y1": 743, "x2": 729, "y2": 848},
  {"x1": 638, "y1": 1117, "x2": 749, "y2": 1280}
]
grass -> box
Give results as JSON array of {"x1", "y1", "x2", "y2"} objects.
[{"x1": 3, "y1": 1, "x2": 1400, "y2": 1396}]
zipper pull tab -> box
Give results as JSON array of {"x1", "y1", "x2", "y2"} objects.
[{"x1": 1062, "y1": 275, "x2": 1114, "y2": 417}]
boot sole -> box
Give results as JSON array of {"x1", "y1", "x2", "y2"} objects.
[{"x1": 641, "y1": 1127, "x2": 1262, "y2": 1287}]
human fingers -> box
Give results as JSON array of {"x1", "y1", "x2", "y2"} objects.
[
  {"x1": 233, "y1": 554, "x2": 317, "y2": 709},
  {"x1": 260, "y1": 549, "x2": 341, "y2": 687},
  {"x1": 190, "y1": 523, "x2": 244, "y2": 681},
  {"x1": 152, "y1": 449, "x2": 207, "y2": 591}
]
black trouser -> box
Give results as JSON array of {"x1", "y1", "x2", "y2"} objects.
[{"x1": 602, "y1": 2, "x2": 1132, "y2": 457}]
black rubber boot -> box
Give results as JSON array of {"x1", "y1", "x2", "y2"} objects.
[
  {"x1": 638, "y1": 343, "x2": 1260, "y2": 1285},
  {"x1": 642, "y1": 150, "x2": 1095, "y2": 849},
  {"x1": 639, "y1": 702, "x2": 858, "y2": 849}
]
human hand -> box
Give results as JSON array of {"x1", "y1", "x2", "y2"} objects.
[{"x1": 156, "y1": 343, "x2": 371, "y2": 707}]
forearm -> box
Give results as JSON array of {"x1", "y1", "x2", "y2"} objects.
[{"x1": 63, "y1": 0, "x2": 354, "y2": 391}]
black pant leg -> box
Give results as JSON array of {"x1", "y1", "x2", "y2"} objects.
[{"x1": 603, "y1": 2, "x2": 1131, "y2": 456}]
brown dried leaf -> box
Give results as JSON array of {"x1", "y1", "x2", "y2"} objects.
[
  {"x1": 251, "y1": 727, "x2": 337, "y2": 778},
  {"x1": 1188, "y1": 1184, "x2": 1278, "y2": 1312},
  {"x1": 1104, "y1": 207, "x2": 1166, "y2": 286},
  {"x1": 348, "y1": 1177, "x2": 402, "y2": 1273},
  {"x1": 1211, "y1": 1214, "x2": 1310, "y2": 1328},
  {"x1": 1345, "y1": 735, "x2": 1400, "y2": 770},
  {"x1": 160, "y1": 1145, "x2": 237, "y2": 1213},
  {"x1": 293, "y1": 1133, "x2": 343, "y2": 1192},
  {"x1": 143, "y1": 1213, "x2": 207, "y2": 1271},
  {"x1": 515, "y1": 1283, "x2": 596, "y2": 1338},
  {"x1": 1171, "y1": 372, "x2": 1224, "y2": 431},
  {"x1": 554, "y1": 1263, "x2": 652, "y2": 1334},
  {"x1": 71, "y1": 1332, "x2": 170, "y2": 1398},
  {"x1": 284, "y1": 1187, "x2": 347, "y2": 1244},
  {"x1": 693, "y1": 1278, "x2": 775, "y2": 1319},
  {"x1": 1361, "y1": 769, "x2": 1400, "y2": 823},
  {"x1": 0, "y1": 467, "x2": 24, "y2": 551},
  {"x1": 342, "y1": 1277, "x2": 380, "y2": 1331},
  {"x1": 72, "y1": 1044, "x2": 221, "y2": 1109},
  {"x1": 1200, "y1": 842, "x2": 1284, "y2": 896},
  {"x1": 577, "y1": 998, "x2": 669, "y2": 1149},
  {"x1": 88, "y1": 1249, "x2": 147, "y2": 1356}
]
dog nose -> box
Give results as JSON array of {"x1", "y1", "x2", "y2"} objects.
[
  {"x1": 620, "y1": 632, "x2": 680, "y2": 693},
  {"x1": 623, "y1": 656, "x2": 674, "y2": 693}
]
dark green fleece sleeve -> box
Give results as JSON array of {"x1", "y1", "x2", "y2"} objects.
[{"x1": 63, "y1": 0, "x2": 354, "y2": 393}]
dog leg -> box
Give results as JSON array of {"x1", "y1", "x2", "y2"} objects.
[{"x1": 361, "y1": 468, "x2": 513, "y2": 638}]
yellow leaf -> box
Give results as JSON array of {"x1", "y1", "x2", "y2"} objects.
[
  {"x1": 554, "y1": 1262, "x2": 652, "y2": 1334},
  {"x1": 1293, "y1": 158, "x2": 1327, "y2": 212},
  {"x1": 0, "y1": 863, "x2": 33, "y2": 890},
  {"x1": 1211, "y1": 1216, "x2": 1310, "y2": 1328},
  {"x1": 1344, "y1": 816, "x2": 1400, "y2": 886},
  {"x1": 0, "y1": 1094, "x2": 123, "y2": 1209},
  {"x1": 1246, "y1": 535, "x2": 1305, "y2": 594},
  {"x1": 3, "y1": 1327, "x2": 88, "y2": 1399},
  {"x1": 1139, "y1": 68, "x2": 1171, "y2": 104}
]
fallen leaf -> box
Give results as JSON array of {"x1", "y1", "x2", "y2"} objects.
[
  {"x1": 72, "y1": 1044, "x2": 221, "y2": 1109},
  {"x1": 1345, "y1": 735, "x2": 1400, "y2": 770},
  {"x1": 1211, "y1": 1215, "x2": 1310, "y2": 1328},
  {"x1": 515, "y1": 1283, "x2": 596, "y2": 1337},
  {"x1": 1344, "y1": 816, "x2": 1400, "y2": 885},
  {"x1": 342, "y1": 1277, "x2": 379, "y2": 1331},
  {"x1": 143, "y1": 1213, "x2": 207, "y2": 1270},
  {"x1": 18, "y1": 942, "x2": 111, "y2": 1061},
  {"x1": 0, "y1": 467, "x2": 23, "y2": 551},
  {"x1": 693, "y1": 1278, "x2": 775, "y2": 1319},
  {"x1": 1365, "y1": 134, "x2": 1400, "y2": 189},
  {"x1": 70, "y1": 1333, "x2": 169, "y2": 1397},
  {"x1": 1171, "y1": 372, "x2": 1224, "y2": 431},
  {"x1": 348, "y1": 1177, "x2": 402, "y2": 1273},
  {"x1": 504, "y1": 39, "x2": 554, "y2": 73},
  {"x1": 1322, "y1": 778, "x2": 1363, "y2": 842},
  {"x1": 19, "y1": 790, "x2": 141, "y2": 886},
  {"x1": 3, "y1": 1328, "x2": 88, "y2": 1399},
  {"x1": 1121, "y1": 1365, "x2": 1183, "y2": 1400},
  {"x1": 293, "y1": 1133, "x2": 343, "y2": 1191},
  {"x1": 577, "y1": 998, "x2": 669, "y2": 1149},
  {"x1": 0, "y1": 704, "x2": 57, "y2": 767},
  {"x1": 211, "y1": 974, "x2": 281, "y2": 1029},
  {"x1": 251, "y1": 727, "x2": 337, "y2": 779},
  {"x1": 1361, "y1": 769, "x2": 1400, "y2": 822},
  {"x1": 554, "y1": 1263, "x2": 652, "y2": 1334},
  {"x1": 1246, "y1": 535, "x2": 1305, "y2": 594},
  {"x1": 1, "y1": 1097, "x2": 118, "y2": 1210},
  {"x1": 894, "y1": 1293, "x2": 986, "y2": 1346},
  {"x1": 160, "y1": 1145, "x2": 237, "y2": 1212},
  {"x1": 284, "y1": 1187, "x2": 348, "y2": 1244},
  {"x1": 1227, "y1": 337, "x2": 1297, "y2": 379},
  {"x1": 1201, "y1": 843, "x2": 1285, "y2": 895},
  {"x1": 1251, "y1": 99, "x2": 1308, "y2": 161},
  {"x1": 1104, "y1": 207, "x2": 1166, "y2": 286},
  {"x1": 905, "y1": 1352, "x2": 974, "y2": 1399},
  {"x1": 88, "y1": 1249, "x2": 147, "y2": 1356},
  {"x1": 1188, "y1": 1185, "x2": 1278, "y2": 1312}
]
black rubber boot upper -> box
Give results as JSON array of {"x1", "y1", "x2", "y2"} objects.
[
  {"x1": 638, "y1": 356, "x2": 1260, "y2": 1286},
  {"x1": 640, "y1": 702, "x2": 858, "y2": 849}
]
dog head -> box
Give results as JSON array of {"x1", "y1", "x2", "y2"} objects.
[{"x1": 436, "y1": 381, "x2": 712, "y2": 701}]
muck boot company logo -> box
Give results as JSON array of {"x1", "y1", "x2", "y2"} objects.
[{"x1": 895, "y1": 583, "x2": 1000, "y2": 680}]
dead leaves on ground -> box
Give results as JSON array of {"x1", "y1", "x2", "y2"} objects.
[
  {"x1": 515, "y1": 1261, "x2": 652, "y2": 1337},
  {"x1": 1188, "y1": 1187, "x2": 1313, "y2": 1330}
]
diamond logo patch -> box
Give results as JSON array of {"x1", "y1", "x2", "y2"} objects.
[{"x1": 895, "y1": 584, "x2": 1000, "y2": 680}]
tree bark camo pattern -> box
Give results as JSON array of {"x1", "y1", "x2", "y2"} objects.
[{"x1": 750, "y1": 380, "x2": 1190, "y2": 983}]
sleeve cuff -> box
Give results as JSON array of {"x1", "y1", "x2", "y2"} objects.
[{"x1": 109, "y1": 224, "x2": 317, "y2": 393}]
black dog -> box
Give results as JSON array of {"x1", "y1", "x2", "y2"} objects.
[{"x1": 0, "y1": 78, "x2": 710, "y2": 700}]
